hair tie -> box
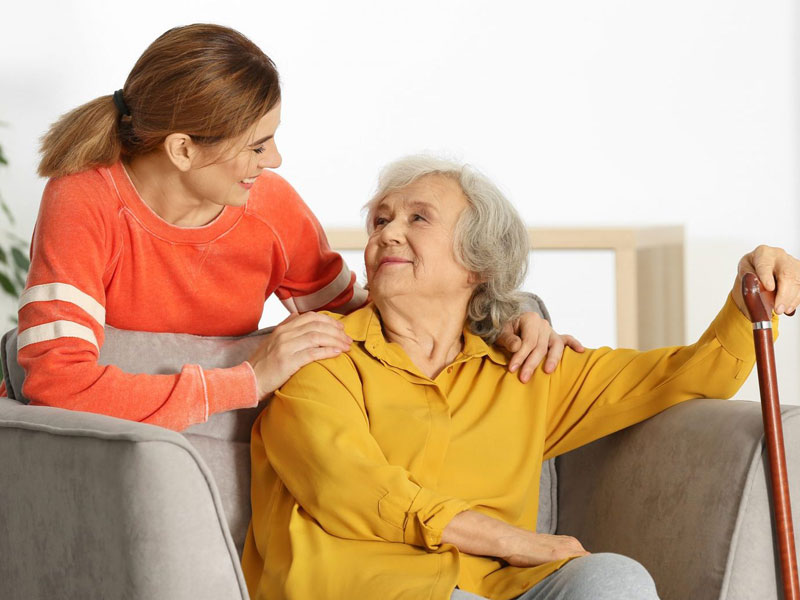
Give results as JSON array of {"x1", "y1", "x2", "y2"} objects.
[{"x1": 113, "y1": 89, "x2": 131, "y2": 117}]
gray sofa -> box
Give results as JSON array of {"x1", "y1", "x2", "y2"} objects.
[{"x1": 0, "y1": 321, "x2": 798, "y2": 599}]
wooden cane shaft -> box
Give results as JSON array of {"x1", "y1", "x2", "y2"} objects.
[{"x1": 753, "y1": 328, "x2": 800, "y2": 600}]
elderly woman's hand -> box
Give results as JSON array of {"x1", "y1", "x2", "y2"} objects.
[
  {"x1": 496, "y1": 312, "x2": 585, "y2": 382},
  {"x1": 442, "y1": 510, "x2": 590, "y2": 566},
  {"x1": 502, "y1": 531, "x2": 591, "y2": 568},
  {"x1": 732, "y1": 245, "x2": 800, "y2": 317}
]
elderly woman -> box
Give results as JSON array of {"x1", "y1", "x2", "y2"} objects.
[{"x1": 242, "y1": 156, "x2": 800, "y2": 600}]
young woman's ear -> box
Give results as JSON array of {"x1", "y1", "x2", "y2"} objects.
[{"x1": 163, "y1": 133, "x2": 197, "y2": 172}]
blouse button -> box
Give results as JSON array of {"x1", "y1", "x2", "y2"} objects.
[{"x1": 447, "y1": 367, "x2": 453, "y2": 373}]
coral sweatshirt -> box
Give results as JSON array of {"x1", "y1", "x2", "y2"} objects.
[{"x1": 9, "y1": 161, "x2": 365, "y2": 430}]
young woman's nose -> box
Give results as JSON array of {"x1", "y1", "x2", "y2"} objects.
[{"x1": 258, "y1": 144, "x2": 282, "y2": 169}]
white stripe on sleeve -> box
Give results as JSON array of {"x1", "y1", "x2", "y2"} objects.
[
  {"x1": 19, "y1": 283, "x2": 106, "y2": 327},
  {"x1": 280, "y1": 263, "x2": 354, "y2": 313},
  {"x1": 330, "y1": 283, "x2": 369, "y2": 315},
  {"x1": 18, "y1": 320, "x2": 99, "y2": 351}
]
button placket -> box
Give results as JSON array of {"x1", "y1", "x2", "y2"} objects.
[{"x1": 417, "y1": 384, "x2": 453, "y2": 488}]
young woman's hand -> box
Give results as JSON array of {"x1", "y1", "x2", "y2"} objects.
[
  {"x1": 496, "y1": 312, "x2": 585, "y2": 382},
  {"x1": 732, "y1": 245, "x2": 800, "y2": 317},
  {"x1": 247, "y1": 312, "x2": 352, "y2": 401}
]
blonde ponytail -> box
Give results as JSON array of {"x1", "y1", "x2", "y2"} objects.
[{"x1": 38, "y1": 96, "x2": 122, "y2": 178}]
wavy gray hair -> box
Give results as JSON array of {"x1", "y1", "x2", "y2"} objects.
[{"x1": 364, "y1": 155, "x2": 530, "y2": 343}]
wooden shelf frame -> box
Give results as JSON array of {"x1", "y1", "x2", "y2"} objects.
[{"x1": 325, "y1": 226, "x2": 685, "y2": 349}]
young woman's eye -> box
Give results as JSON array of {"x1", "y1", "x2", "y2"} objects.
[{"x1": 253, "y1": 146, "x2": 266, "y2": 155}]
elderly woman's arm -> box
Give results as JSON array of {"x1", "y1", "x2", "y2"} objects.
[
  {"x1": 258, "y1": 359, "x2": 471, "y2": 549},
  {"x1": 540, "y1": 245, "x2": 797, "y2": 458},
  {"x1": 542, "y1": 291, "x2": 767, "y2": 459}
]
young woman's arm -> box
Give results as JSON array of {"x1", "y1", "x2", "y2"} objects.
[{"x1": 16, "y1": 174, "x2": 260, "y2": 430}]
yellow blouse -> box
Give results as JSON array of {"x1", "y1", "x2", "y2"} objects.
[{"x1": 242, "y1": 294, "x2": 773, "y2": 600}]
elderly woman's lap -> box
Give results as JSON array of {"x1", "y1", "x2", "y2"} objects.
[{"x1": 450, "y1": 553, "x2": 660, "y2": 600}]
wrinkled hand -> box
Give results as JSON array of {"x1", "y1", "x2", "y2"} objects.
[
  {"x1": 502, "y1": 531, "x2": 591, "y2": 568},
  {"x1": 496, "y1": 312, "x2": 585, "y2": 382},
  {"x1": 732, "y1": 245, "x2": 800, "y2": 317},
  {"x1": 247, "y1": 312, "x2": 352, "y2": 401}
]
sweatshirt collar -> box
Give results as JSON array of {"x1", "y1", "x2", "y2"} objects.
[{"x1": 103, "y1": 161, "x2": 245, "y2": 245}]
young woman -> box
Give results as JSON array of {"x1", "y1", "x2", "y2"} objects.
[{"x1": 8, "y1": 24, "x2": 581, "y2": 431}]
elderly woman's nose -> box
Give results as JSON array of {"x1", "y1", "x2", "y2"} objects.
[{"x1": 378, "y1": 220, "x2": 406, "y2": 244}]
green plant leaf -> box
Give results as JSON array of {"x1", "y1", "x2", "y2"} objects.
[
  {"x1": 0, "y1": 272, "x2": 16, "y2": 297},
  {"x1": 0, "y1": 199, "x2": 14, "y2": 226},
  {"x1": 11, "y1": 247, "x2": 29, "y2": 271},
  {"x1": 0, "y1": 246, "x2": 7, "y2": 265}
]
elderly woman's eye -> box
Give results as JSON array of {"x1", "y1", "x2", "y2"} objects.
[
  {"x1": 374, "y1": 217, "x2": 388, "y2": 227},
  {"x1": 412, "y1": 214, "x2": 426, "y2": 222}
]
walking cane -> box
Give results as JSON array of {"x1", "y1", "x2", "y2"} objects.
[{"x1": 741, "y1": 272, "x2": 799, "y2": 599}]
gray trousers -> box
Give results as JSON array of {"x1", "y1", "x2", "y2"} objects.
[{"x1": 450, "y1": 553, "x2": 660, "y2": 600}]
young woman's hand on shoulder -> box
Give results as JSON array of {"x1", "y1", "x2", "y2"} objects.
[{"x1": 247, "y1": 312, "x2": 353, "y2": 400}]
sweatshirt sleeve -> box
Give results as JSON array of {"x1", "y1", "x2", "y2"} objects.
[
  {"x1": 262, "y1": 174, "x2": 368, "y2": 315},
  {"x1": 258, "y1": 358, "x2": 471, "y2": 549},
  {"x1": 16, "y1": 175, "x2": 258, "y2": 431},
  {"x1": 542, "y1": 293, "x2": 778, "y2": 459}
]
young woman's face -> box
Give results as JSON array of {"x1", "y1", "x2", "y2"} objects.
[{"x1": 188, "y1": 102, "x2": 283, "y2": 207}]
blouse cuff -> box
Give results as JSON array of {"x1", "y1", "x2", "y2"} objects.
[
  {"x1": 378, "y1": 486, "x2": 471, "y2": 550},
  {"x1": 713, "y1": 292, "x2": 779, "y2": 362}
]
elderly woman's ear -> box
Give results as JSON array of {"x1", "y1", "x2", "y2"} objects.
[
  {"x1": 467, "y1": 271, "x2": 487, "y2": 286},
  {"x1": 496, "y1": 314, "x2": 585, "y2": 382}
]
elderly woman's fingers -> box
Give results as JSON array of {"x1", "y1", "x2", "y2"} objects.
[
  {"x1": 747, "y1": 246, "x2": 778, "y2": 292},
  {"x1": 504, "y1": 532, "x2": 590, "y2": 567},
  {"x1": 738, "y1": 246, "x2": 800, "y2": 315},
  {"x1": 773, "y1": 254, "x2": 800, "y2": 314}
]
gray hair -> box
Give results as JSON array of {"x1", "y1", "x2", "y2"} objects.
[{"x1": 364, "y1": 155, "x2": 530, "y2": 343}]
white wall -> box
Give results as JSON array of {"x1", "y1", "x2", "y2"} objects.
[{"x1": 0, "y1": 0, "x2": 798, "y2": 403}]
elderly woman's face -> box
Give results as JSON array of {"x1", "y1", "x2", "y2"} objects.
[{"x1": 365, "y1": 175, "x2": 475, "y2": 304}]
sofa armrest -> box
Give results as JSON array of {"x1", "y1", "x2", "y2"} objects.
[
  {"x1": 555, "y1": 398, "x2": 800, "y2": 600},
  {"x1": 0, "y1": 398, "x2": 248, "y2": 600}
]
